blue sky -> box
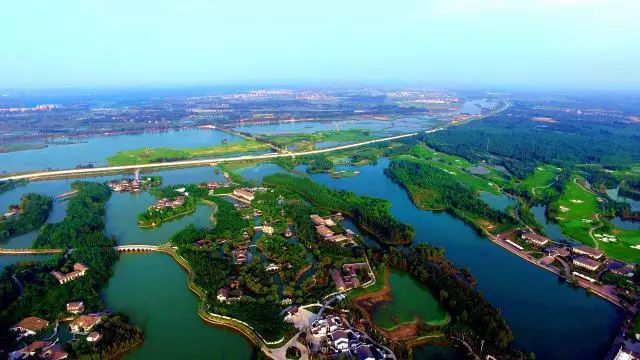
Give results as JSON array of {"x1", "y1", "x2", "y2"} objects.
[{"x1": 1, "y1": 0, "x2": 639, "y2": 89}]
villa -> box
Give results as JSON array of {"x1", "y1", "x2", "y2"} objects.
[
  {"x1": 86, "y1": 331, "x2": 102, "y2": 343},
  {"x1": 545, "y1": 246, "x2": 570, "y2": 258},
  {"x1": 572, "y1": 245, "x2": 604, "y2": 260},
  {"x1": 217, "y1": 287, "x2": 242, "y2": 303},
  {"x1": 330, "y1": 330, "x2": 350, "y2": 351},
  {"x1": 40, "y1": 345, "x2": 68, "y2": 360},
  {"x1": 11, "y1": 316, "x2": 49, "y2": 338},
  {"x1": 572, "y1": 256, "x2": 602, "y2": 271},
  {"x1": 9, "y1": 340, "x2": 52, "y2": 360},
  {"x1": 521, "y1": 232, "x2": 550, "y2": 247},
  {"x1": 355, "y1": 344, "x2": 376, "y2": 360},
  {"x1": 50, "y1": 263, "x2": 88, "y2": 284},
  {"x1": 315, "y1": 225, "x2": 334, "y2": 238},
  {"x1": 66, "y1": 301, "x2": 85, "y2": 314},
  {"x1": 70, "y1": 314, "x2": 102, "y2": 334},
  {"x1": 233, "y1": 187, "x2": 255, "y2": 202},
  {"x1": 310, "y1": 214, "x2": 326, "y2": 226}
]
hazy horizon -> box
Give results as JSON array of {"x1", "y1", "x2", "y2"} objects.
[{"x1": 2, "y1": 0, "x2": 640, "y2": 90}]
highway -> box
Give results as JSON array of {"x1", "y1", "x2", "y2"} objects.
[{"x1": 0, "y1": 132, "x2": 419, "y2": 181}]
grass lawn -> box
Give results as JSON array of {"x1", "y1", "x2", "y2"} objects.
[
  {"x1": 553, "y1": 175, "x2": 640, "y2": 262},
  {"x1": 396, "y1": 152, "x2": 499, "y2": 194},
  {"x1": 261, "y1": 130, "x2": 377, "y2": 151},
  {"x1": 553, "y1": 176, "x2": 599, "y2": 245},
  {"x1": 407, "y1": 144, "x2": 511, "y2": 191},
  {"x1": 519, "y1": 164, "x2": 560, "y2": 198},
  {"x1": 107, "y1": 139, "x2": 270, "y2": 166}
]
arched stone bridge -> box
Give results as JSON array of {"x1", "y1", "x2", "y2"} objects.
[{"x1": 113, "y1": 245, "x2": 162, "y2": 252}]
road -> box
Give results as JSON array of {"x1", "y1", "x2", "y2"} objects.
[{"x1": 0, "y1": 132, "x2": 418, "y2": 182}]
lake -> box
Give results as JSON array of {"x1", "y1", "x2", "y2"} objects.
[
  {"x1": 103, "y1": 253, "x2": 253, "y2": 360},
  {"x1": 372, "y1": 269, "x2": 448, "y2": 329},
  {"x1": 0, "y1": 128, "x2": 242, "y2": 173}
]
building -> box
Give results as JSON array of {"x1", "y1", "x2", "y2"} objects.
[
  {"x1": 355, "y1": 344, "x2": 375, "y2": 360},
  {"x1": 217, "y1": 287, "x2": 242, "y2": 303},
  {"x1": 330, "y1": 330, "x2": 350, "y2": 351},
  {"x1": 613, "y1": 345, "x2": 640, "y2": 360},
  {"x1": 572, "y1": 245, "x2": 604, "y2": 260},
  {"x1": 50, "y1": 263, "x2": 88, "y2": 284},
  {"x1": 9, "y1": 340, "x2": 52, "y2": 360},
  {"x1": 217, "y1": 288, "x2": 229, "y2": 302},
  {"x1": 40, "y1": 345, "x2": 68, "y2": 360},
  {"x1": 233, "y1": 188, "x2": 255, "y2": 202},
  {"x1": 70, "y1": 314, "x2": 102, "y2": 334},
  {"x1": 607, "y1": 260, "x2": 635, "y2": 277},
  {"x1": 310, "y1": 214, "x2": 326, "y2": 226},
  {"x1": 86, "y1": 331, "x2": 102, "y2": 343},
  {"x1": 572, "y1": 256, "x2": 602, "y2": 271},
  {"x1": 545, "y1": 246, "x2": 570, "y2": 258},
  {"x1": 326, "y1": 234, "x2": 348, "y2": 243},
  {"x1": 521, "y1": 232, "x2": 550, "y2": 247},
  {"x1": 315, "y1": 225, "x2": 334, "y2": 238},
  {"x1": 331, "y1": 268, "x2": 346, "y2": 291},
  {"x1": 11, "y1": 316, "x2": 49, "y2": 337},
  {"x1": 66, "y1": 301, "x2": 85, "y2": 314}
]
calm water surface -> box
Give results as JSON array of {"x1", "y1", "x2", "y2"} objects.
[
  {"x1": 103, "y1": 253, "x2": 252, "y2": 360},
  {"x1": 0, "y1": 128, "x2": 242, "y2": 173}
]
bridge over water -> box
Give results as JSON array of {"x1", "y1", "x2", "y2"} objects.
[{"x1": 0, "y1": 245, "x2": 174, "y2": 255}]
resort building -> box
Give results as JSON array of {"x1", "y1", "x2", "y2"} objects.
[
  {"x1": 66, "y1": 301, "x2": 85, "y2": 314},
  {"x1": 9, "y1": 340, "x2": 52, "y2": 360},
  {"x1": 40, "y1": 345, "x2": 68, "y2": 360},
  {"x1": 50, "y1": 263, "x2": 88, "y2": 284},
  {"x1": 613, "y1": 346, "x2": 640, "y2": 360},
  {"x1": 233, "y1": 188, "x2": 255, "y2": 202},
  {"x1": 315, "y1": 225, "x2": 334, "y2": 238},
  {"x1": 86, "y1": 331, "x2": 102, "y2": 343},
  {"x1": 355, "y1": 345, "x2": 376, "y2": 360},
  {"x1": 150, "y1": 196, "x2": 186, "y2": 211},
  {"x1": 11, "y1": 316, "x2": 49, "y2": 338},
  {"x1": 310, "y1": 214, "x2": 326, "y2": 226},
  {"x1": 330, "y1": 330, "x2": 350, "y2": 351},
  {"x1": 326, "y1": 234, "x2": 348, "y2": 243},
  {"x1": 607, "y1": 260, "x2": 636, "y2": 277},
  {"x1": 572, "y1": 256, "x2": 602, "y2": 271},
  {"x1": 521, "y1": 232, "x2": 550, "y2": 247},
  {"x1": 545, "y1": 246, "x2": 570, "y2": 258},
  {"x1": 572, "y1": 245, "x2": 604, "y2": 260},
  {"x1": 70, "y1": 314, "x2": 102, "y2": 334},
  {"x1": 216, "y1": 287, "x2": 242, "y2": 303}
]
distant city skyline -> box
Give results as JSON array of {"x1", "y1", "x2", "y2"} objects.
[{"x1": 2, "y1": 0, "x2": 639, "y2": 89}]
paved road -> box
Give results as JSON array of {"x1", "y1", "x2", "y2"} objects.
[{"x1": 0, "y1": 132, "x2": 418, "y2": 182}]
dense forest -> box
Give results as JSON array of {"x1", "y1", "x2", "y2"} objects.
[
  {"x1": 0, "y1": 193, "x2": 52, "y2": 242},
  {"x1": 422, "y1": 103, "x2": 640, "y2": 178},
  {"x1": 263, "y1": 173, "x2": 414, "y2": 244},
  {"x1": 386, "y1": 160, "x2": 517, "y2": 230}
]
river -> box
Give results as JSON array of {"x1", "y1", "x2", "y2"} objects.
[{"x1": 245, "y1": 159, "x2": 622, "y2": 360}]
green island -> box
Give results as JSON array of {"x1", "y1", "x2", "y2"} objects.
[
  {"x1": 0, "y1": 182, "x2": 143, "y2": 358},
  {"x1": 106, "y1": 139, "x2": 271, "y2": 166},
  {"x1": 0, "y1": 193, "x2": 52, "y2": 243},
  {"x1": 385, "y1": 159, "x2": 518, "y2": 234},
  {"x1": 263, "y1": 173, "x2": 415, "y2": 245},
  {"x1": 0, "y1": 180, "x2": 28, "y2": 195},
  {"x1": 258, "y1": 129, "x2": 376, "y2": 152}
]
